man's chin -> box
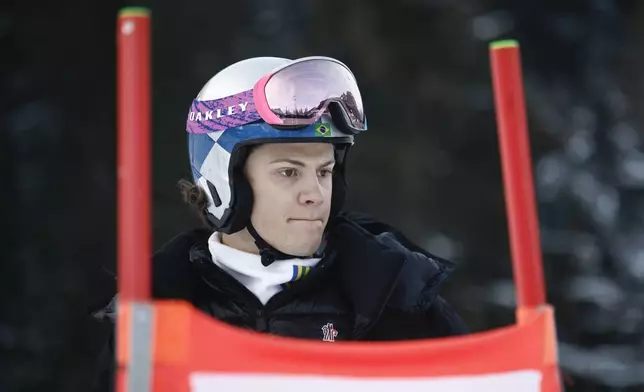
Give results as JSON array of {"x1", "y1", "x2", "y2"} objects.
[{"x1": 279, "y1": 239, "x2": 323, "y2": 258}]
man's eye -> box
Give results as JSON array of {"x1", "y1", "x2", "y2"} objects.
[
  {"x1": 280, "y1": 168, "x2": 298, "y2": 177},
  {"x1": 319, "y1": 168, "x2": 333, "y2": 177}
]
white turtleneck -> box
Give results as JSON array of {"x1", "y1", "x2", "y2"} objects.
[{"x1": 207, "y1": 232, "x2": 321, "y2": 305}]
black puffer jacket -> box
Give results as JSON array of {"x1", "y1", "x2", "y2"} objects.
[
  {"x1": 152, "y1": 211, "x2": 467, "y2": 340},
  {"x1": 92, "y1": 212, "x2": 467, "y2": 390}
]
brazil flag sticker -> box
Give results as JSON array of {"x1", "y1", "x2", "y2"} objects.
[{"x1": 315, "y1": 123, "x2": 331, "y2": 137}]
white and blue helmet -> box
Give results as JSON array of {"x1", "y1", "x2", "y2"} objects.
[{"x1": 187, "y1": 57, "x2": 360, "y2": 234}]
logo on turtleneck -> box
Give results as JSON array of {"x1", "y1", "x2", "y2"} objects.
[{"x1": 291, "y1": 265, "x2": 312, "y2": 281}]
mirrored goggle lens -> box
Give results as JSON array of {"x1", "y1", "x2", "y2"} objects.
[{"x1": 264, "y1": 59, "x2": 366, "y2": 130}]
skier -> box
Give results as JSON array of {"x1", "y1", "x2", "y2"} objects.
[{"x1": 92, "y1": 55, "x2": 467, "y2": 391}]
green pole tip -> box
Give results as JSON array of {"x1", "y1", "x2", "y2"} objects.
[
  {"x1": 118, "y1": 7, "x2": 151, "y2": 18},
  {"x1": 490, "y1": 39, "x2": 519, "y2": 50}
]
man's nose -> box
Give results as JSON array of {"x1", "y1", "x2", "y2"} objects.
[{"x1": 298, "y1": 173, "x2": 325, "y2": 206}]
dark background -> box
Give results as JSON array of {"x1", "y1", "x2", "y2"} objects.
[{"x1": 2, "y1": 0, "x2": 643, "y2": 391}]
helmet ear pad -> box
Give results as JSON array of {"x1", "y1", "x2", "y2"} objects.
[
  {"x1": 205, "y1": 142, "x2": 351, "y2": 235},
  {"x1": 204, "y1": 144, "x2": 254, "y2": 235},
  {"x1": 330, "y1": 143, "x2": 350, "y2": 218},
  {"x1": 227, "y1": 145, "x2": 255, "y2": 234}
]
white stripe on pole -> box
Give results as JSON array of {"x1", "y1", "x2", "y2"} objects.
[{"x1": 127, "y1": 302, "x2": 155, "y2": 392}]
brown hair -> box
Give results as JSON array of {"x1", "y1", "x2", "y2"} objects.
[{"x1": 177, "y1": 179, "x2": 210, "y2": 226}]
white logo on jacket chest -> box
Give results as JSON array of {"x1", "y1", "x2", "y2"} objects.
[{"x1": 321, "y1": 322, "x2": 338, "y2": 342}]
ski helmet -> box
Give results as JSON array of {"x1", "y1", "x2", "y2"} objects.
[{"x1": 186, "y1": 56, "x2": 366, "y2": 246}]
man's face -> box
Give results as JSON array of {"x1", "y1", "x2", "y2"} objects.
[{"x1": 245, "y1": 143, "x2": 335, "y2": 256}]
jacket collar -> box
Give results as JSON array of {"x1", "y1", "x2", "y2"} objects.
[{"x1": 329, "y1": 213, "x2": 455, "y2": 337}]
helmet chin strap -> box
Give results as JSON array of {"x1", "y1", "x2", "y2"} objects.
[{"x1": 246, "y1": 221, "x2": 327, "y2": 267}]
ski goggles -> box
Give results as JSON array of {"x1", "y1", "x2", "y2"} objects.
[{"x1": 187, "y1": 56, "x2": 367, "y2": 135}]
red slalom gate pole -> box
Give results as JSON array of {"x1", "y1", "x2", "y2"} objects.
[
  {"x1": 117, "y1": 7, "x2": 151, "y2": 303},
  {"x1": 117, "y1": 7, "x2": 154, "y2": 392},
  {"x1": 489, "y1": 40, "x2": 546, "y2": 312}
]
